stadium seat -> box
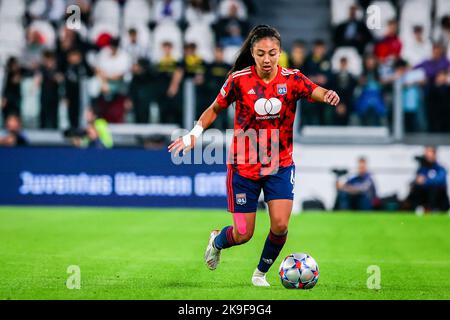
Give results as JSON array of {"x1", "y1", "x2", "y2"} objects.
[
  {"x1": 436, "y1": 0, "x2": 450, "y2": 21},
  {"x1": 218, "y1": 0, "x2": 248, "y2": 19},
  {"x1": 152, "y1": 20, "x2": 182, "y2": 62},
  {"x1": 29, "y1": 20, "x2": 57, "y2": 49},
  {"x1": 368, "y1": 1, "x2": 397, "y2": 39},
  {"x1": 223, "y1": 45, "x2": 240, "y2": 65},
  {"x1": 331, "y1": 47, "x2": 363, "y2": 77},
  {"x1": 184, "y1": 23, "x2": 215, "y2": 63},
  {"x1": 28, "y1": 0, "x2": 66, "y2": 22},
  {"x1": 92, "y1": 0, "x2": 121, "y2": 28},
  {"x1": 123, "y1": 0, "x2": 153, "y2": 29},
  {"x1": 399, "y1": 0, "x2": 433, "y2": 46},
  {"x1": 331, "y1": 0, "x2": 357, "y2": 26},
  {"x1": 0, "y1": 21, "x2": 26, "y2": 64},
  {"x1": 0, "y1": 0, "x2": 26, "y2": 23},
  {"x1": 185, "y1": 5, "x2": 216, "y2": 26}
]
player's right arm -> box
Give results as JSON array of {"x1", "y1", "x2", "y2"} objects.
[
  {"x1": 168, "y1": 75, "x2": 235, "y2": 155},
  {"x1": 167, "y1": 100, "x2": 225, "y2": 155}
]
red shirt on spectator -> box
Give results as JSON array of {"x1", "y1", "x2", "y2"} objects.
[{"x1": 374, "y1": 35, "x2": 402, "y2": 61}]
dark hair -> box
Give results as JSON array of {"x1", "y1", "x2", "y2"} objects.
[
  {"x1": 229, "y1": 24, "x2": 281, "y2": 74},
  {"x1": 358, "y1": 156, "x2": 367, "y2": 163}
]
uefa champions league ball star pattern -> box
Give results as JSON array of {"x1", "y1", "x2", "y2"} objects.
[{"x1": 278, "y1": 253, "x2": 319, "y2": 289}]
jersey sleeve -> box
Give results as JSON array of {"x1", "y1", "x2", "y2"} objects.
[
  {"x1": 215, "y1": 74, "x2": 236, "y2": 108},
  {"x1": 293, "y1": 70, "x2": 319, "y2": 101}
]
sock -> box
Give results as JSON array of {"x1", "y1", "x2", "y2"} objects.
[
  {"x1": 257, "y1": 230, "x2": 288, "y2": 273},
  {"x1": 213, "y1": 226, "x2": 236, "y2": 250}
]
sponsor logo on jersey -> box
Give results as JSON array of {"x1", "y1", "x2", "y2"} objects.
[
  {"x1": 236, "y1": 193, "x2": 247, "y2": 205},
  {"x1": 247, "y1": 88, "x2": 256, "y2": 95},
  {"x1": 277, "y1": 83, "x2": 287, "y2": 95},
  {"x1": 254, "y1": 98, "x2": 282, "y2": 120}
]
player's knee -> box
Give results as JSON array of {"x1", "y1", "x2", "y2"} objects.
[
  {"x1": 271, "y1": 222, "x2": 289, "y2": 235},
  {"x1": 234, "y1": 230, "x2": 253, "y2": 244}
]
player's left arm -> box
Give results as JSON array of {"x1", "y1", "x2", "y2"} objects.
[{"x1": 311, "y1": 87, "x2": 340, "y2": 106}]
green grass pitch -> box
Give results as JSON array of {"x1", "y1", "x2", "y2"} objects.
[{"x1": 1, "y1": 207, "x2": 450, "y2": 300}]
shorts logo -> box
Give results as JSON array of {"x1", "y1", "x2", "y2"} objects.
[
  {"x1": 277, "y1": 83, "x2": 287, "y2": 95},
  {"x1": 236, "y1": 193, "x2": 247, "y2": 205}
]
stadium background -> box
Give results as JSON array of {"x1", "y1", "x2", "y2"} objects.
[{"x1": 0, "y1": 0, "x2": 450, "y2": 300}]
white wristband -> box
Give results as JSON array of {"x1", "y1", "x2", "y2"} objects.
[
  {"x1": 190, "y1": 124, "x2": 204, "y2": 138},
  {"x1": 182, "y1": 125, "x2": 204, "y2": 147}
]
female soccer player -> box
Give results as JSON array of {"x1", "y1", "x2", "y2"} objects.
[{"x1": 168, "y1": 25, "x2": 340, "y2": 286}]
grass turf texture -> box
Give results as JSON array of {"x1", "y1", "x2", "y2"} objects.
[{"x1": 1, "y1": 207, "x2": 449, "y2": 300}]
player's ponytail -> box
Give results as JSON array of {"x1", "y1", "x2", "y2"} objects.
[{"x1": 229, "y1": 25, "x2": 282, "y2": 74}]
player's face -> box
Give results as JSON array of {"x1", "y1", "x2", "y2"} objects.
[{"x1": 251, "y1": 37, "x2": 281, "y2": 76}]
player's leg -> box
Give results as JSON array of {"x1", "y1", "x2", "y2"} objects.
[
  {"x1": 252, "y1": 199, "x2": 292, "y2": 286},
  {"x1": 204, "y1": 213, "x2": 256, "y2": 270},
  {"x1": 252, "y1": 165, "x2": 295, "y2": 286},
  {"x1": 204, "y1": 168, "x2": 260, "y2": 270}
]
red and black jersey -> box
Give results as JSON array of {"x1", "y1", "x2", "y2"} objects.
[{"x1": 215, "y1": 65, "x2": 318, "y2": 180}]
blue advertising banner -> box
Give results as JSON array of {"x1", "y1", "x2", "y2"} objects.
[{"x1": 0, "y1": 147, "x2": 228, "y2": 208}]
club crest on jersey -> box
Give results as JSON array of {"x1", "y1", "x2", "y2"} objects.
[
  {"x1": 277, "y1": 83, "x2": 287, "y2": 95},
  {"x1": 236, "y1": 193, "x2": 247, "y2": 205}
]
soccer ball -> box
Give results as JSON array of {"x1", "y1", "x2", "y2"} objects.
[{"x1": 278, "y1": 253, "x2": 319, "y2": 289}]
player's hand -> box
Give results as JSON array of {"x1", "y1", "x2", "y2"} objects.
[
  {"x1": 415, "y1": 175, "x2": 426, "y2": 185},
  {"x1": 168, "y1": 135, "x2": 196, "y2": 155},
  {"x1": 324, "y1": 90, "x2": 340, "y2": 106}
]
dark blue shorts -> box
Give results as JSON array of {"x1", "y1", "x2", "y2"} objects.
[{"x1": 226, "y1": 165, "x2": 295, "y2": 213}]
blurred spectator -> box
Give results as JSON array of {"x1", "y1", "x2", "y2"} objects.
[
  {"x1": 181, "y1": 43, "x2": 206, "y2": 79},
  {"x1": 56, "y1": 27, "x2": 87, "y2": 73},
  {"x1": 278, "y1": 50, "x2": 289, "y2": 68},
  {"x1": 402, "y1": 25, "x2": 432, "y2": 67},
  {"x1": 121, "y1": 28, "x2": 151, "y2": 64},
  {"x1": 435, "y1": 15, "x2": 450, "y2": 59},
  {"x1": 374, "y1": 19, "x2": 402, "y2": 62},
  {"x1": 0, "y1": 114, "x2": 28, "y2": 147},
  {"x1": 354, "y1": 54, "x2": 386, "y2": 126},
  {"x1": 403, "y1": 146, "x2": 449, "y2": 212},
  {"x1": 1, "y1": 58, "x2": 23, "y2": 122},
  {"x1": 154, "y1": 0, "x2": 183, "y2": 23},
  {"x1": 218, "y1": 0, "x2": 248, "y2": 20},
  {"x1": 302, "y1": 40, "x2": 332, "y2": 125},
  {"x1": 71, "y1": 108, "x2": 113, "y2": 149},
  {"x1": 329, "y1": 57, "x2": 357, "y2": 126},
  {"x1": 94, "y1": 38, "x2": 131, "y2": 123},
  {"x1": 21, "y1": 28, "x2": 47, "y2": 72},
  {"x1": 128, "y1": 58, "x2": 154, "y2": 124},
  {"x1": 185, "y1": 0, "x2": 216, "y2": 26},
  {"x1": 288, "y1": 40, "x2": 306, "y2": 70},
  {"x1": 36, "y1": 51, "x2": 63, "y2": 129},
  {"x1": 333, "y1": 4, "x2": 373, "y2": 54},
  {"x1": 394, "y1": 59, "x2": 426, "y2": 133},
  {"x1": 218, "y1": 21, "x2": 244, "y2": 49},
  {"x1": 427, "y1": 70, "x2": 450, "y2": 133},
  {"x1": 334, "y1": 157, "x2": 378, "y2": 211},
  {"x1": 414, "y1": 42, "x2": 450, "y2": 84},
  {"x1": 197, "y1": 46, "x2": 231, "y2": 126},
  {"x1": 154, "y1": 41, "x2": 183, "y2": 126},
  {"x1": 215, "y1": 1, "x2": 249, "y2": 45},
  {"x1": 64, "y1": 49, "x2": 92, "y2": 130}
]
